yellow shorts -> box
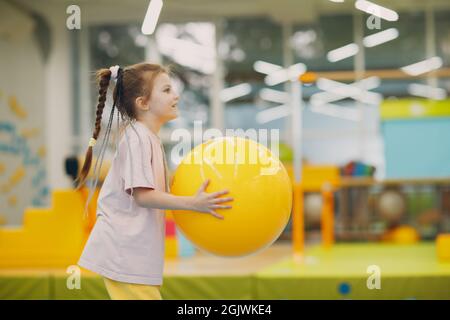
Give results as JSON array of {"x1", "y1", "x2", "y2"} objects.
[{"x1": 103, "y1": 277, "x2": 162, "y2": 300}]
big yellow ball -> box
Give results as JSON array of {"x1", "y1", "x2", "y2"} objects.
[{"x1": 171, "y1": 137, "x2": 292, "y2": 257}]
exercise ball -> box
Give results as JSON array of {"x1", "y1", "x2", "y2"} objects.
[{"x1": 171, "y1": 137, "x2": 292, "y2": 257}]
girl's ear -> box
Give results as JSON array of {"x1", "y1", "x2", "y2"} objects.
[{"x1": 135, "y1": 96, "x2": 150, "y2": 111}]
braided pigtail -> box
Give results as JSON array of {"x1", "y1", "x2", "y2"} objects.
[{"x1": 74, "y1": 68, "x2": 112, "y2": 190}]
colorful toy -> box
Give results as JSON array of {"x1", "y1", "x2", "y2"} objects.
[
  {"x1": 171, "y1": 137, "x2": 292, "y2": 257},
  {"x1": 341, "y1": 161, "x2": 375, "y2": 177}
]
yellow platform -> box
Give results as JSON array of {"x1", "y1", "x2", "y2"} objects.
[
  {"x1": 0, "y1": 190, "x2": 87, "y2": 268},
  {"x1": 0, "y1": 188, "x2": 178, "y2": 268}
]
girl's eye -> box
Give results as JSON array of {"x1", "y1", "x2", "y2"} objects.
[{"x1": 164, "y1": 88, "x2": 171, "y2": 93}]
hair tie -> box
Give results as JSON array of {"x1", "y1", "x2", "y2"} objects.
[
  {"x1": 88, "y1": 138, "x2": 97, "y2": 147},
  {"x1": 109, "y1": 65, "x2": 120, "y2": 82},
  {"x1": 115, "y1": 67, "x2": 124, "y2": 102}
]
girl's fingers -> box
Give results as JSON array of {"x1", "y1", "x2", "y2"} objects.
[
  {"x1": 211, "y1": 205, "x2": 232, "y2": 210},
  {"x1": 198, "y1": 179, "x2": 210, "y2": 193},
  {"x1": 209, "y1": 190, "x2": 229, "y2": 198},
  {"x1": 212, "y1": 197, "x2": 233, "y2": 204},
  {"x1": 209, "y1": 210, "x2": 224, "y2": 220}
]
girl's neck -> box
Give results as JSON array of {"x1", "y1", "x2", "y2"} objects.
[{"x1": 136, "y1": 118, "x2": 162, "y2": 137}]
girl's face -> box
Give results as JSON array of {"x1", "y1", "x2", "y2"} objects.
[{"x1": 146, "y1": 72, "x2": 180, "y2": 122}]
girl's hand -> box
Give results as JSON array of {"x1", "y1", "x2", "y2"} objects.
[{"x1": 189, "y1": 179, "x2": 233, "y2": 219}]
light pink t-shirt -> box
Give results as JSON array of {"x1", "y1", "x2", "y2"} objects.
[{"x1": 78, "y1": 121, "x2": 167, "y2": 285}]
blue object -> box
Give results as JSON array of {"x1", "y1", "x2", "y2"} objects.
[
  {"x1": 176, "y1": 229, "x2": 196, "y2": 258},
  {"x1": 382, "y1": 118, "x2": 450, "y2": 178},
  {"x1": 338, "y1": 282, "x2": 351, "y2": 295},
  {"x1": 354, "y1": 162, "x2": 365, "y2": 177}
]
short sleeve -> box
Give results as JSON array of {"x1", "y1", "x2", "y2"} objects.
[{"x1": 119, "y1": 130, "x2": 155, "y2": 195}]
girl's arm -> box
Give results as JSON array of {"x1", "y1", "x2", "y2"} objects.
[{"x1": 133, "y1": 179, "x2": 233, "y2": 219}]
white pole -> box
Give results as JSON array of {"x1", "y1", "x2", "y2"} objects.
[
  {"x1": 283, "y1": 22, "x2": 294, "y2": 147},
  {"x1": 45, "y1": 8, "x2": 73, "y2": 189},
  {"x1": 282, "y1": 21, "x2": 303, "y2": 183},
  {"x1": 146, "y1": 36, "x2": 162, "y2": 64},
  {"x1": 425, "y1": 3, "x2": 437, "y2": 88},
  {"x1": 291, "y1": 80, "x2": 303, "y2": 183},
  {"x1": 79, "y1": 26, "x2": 91, "y2": 156},
  {"x1": 354, "y1": 10, "x2": 365, "y2": 161},
  {"x1": 210, "y1": 19, "x2": 225, "y2": 132}
]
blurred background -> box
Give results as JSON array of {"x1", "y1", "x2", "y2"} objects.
[
  {"x1": 2, "y1": 0, "x2": 450, "y2": 239},
  {"x1": 1, "y1": 0, "x2": 450, "y2": 299}
]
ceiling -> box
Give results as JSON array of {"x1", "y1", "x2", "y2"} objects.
[{"x1": 16, "y1": 0, "x2": 450, "y2": 25}]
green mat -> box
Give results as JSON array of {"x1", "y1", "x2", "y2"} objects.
[
  {"x1": 0, "y1": 271, "x2": 253, "y2": 300},
  {"x1": 0, "y1": 274, "x2": 50, "y2": 300},
  {"x1": 1, "y1": 243, "x2": 449, "y2": 299},
  {"x1": 255, "y1": 243, "x2": 450, "y2": 299}
]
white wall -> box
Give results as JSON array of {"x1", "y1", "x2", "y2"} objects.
[
  {"x1": 0, "y1": 2, "x2": 48, "y2": 225},
  {"x1": 0, "y1": 2, "x2": 73, "y2": 225},
  {"x1": 42, "y1": 6, "x2": 73, "y2": 191}
]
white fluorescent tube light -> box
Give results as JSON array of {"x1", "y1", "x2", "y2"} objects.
[
  {"x1": 357, "y1": 76, "x2": 381, "y2": 90},
  {"x1": 327, "y1": 43, "x2": 359, "y2": 62},
  {"x1": 220, "y1": 83, "x2": 252, "y2": 102},
  {"x1": 355, "y1": 0, "x2": 399, "y2": 22},
  {"x1": 260, "y1": 88, "x2": 289, "y2": 104},
  {"x1": 315, "y1": 77, "x2": 383, "y2": 105},
  {"x1": 363, "y1": 28, "x2": 399, "y2": 48},
  {"x1": 317, "y1": 78, "x2": 361, "y2": 97},
  {"x1": 156, "y1": 35, "x2": 216, "y2": 74},
  {"x1": 317, "y1": 77, "x2": 381, "y2": 91},
  {"x1": 141, "y1": 0, "x2": 163, "y2": 35},
  {"x1": 264, "y1": 69, "x2": 288, "y2": 86},
  {"x1": 264, "y1": 63, "x2": 306, "y2": 86},
  {"x1": 311, "y1": 104, "x2": 361, "y2": 121},
  {"x1": 253, "y1": 60, "x2": 282, "y2": 75},
  {"x1": 401, "y1": 57, "x2": 443, "y2": 76},
  {"x1": 288, "y1": 63, "x2": 306, "y2": 81},
  {"x1": 407, "y1": 84, "x2": 447, "y2": 100},
  {"x1": 311, "y1": 90, "x2": 382, "y2": 106},
  {"x1": 256, "y1": 105, "x2": 290, "y2": 124}
]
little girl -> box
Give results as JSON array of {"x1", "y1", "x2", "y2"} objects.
[{"x1": 76, "y1": 63, "x2": 233, "y2": 300}]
